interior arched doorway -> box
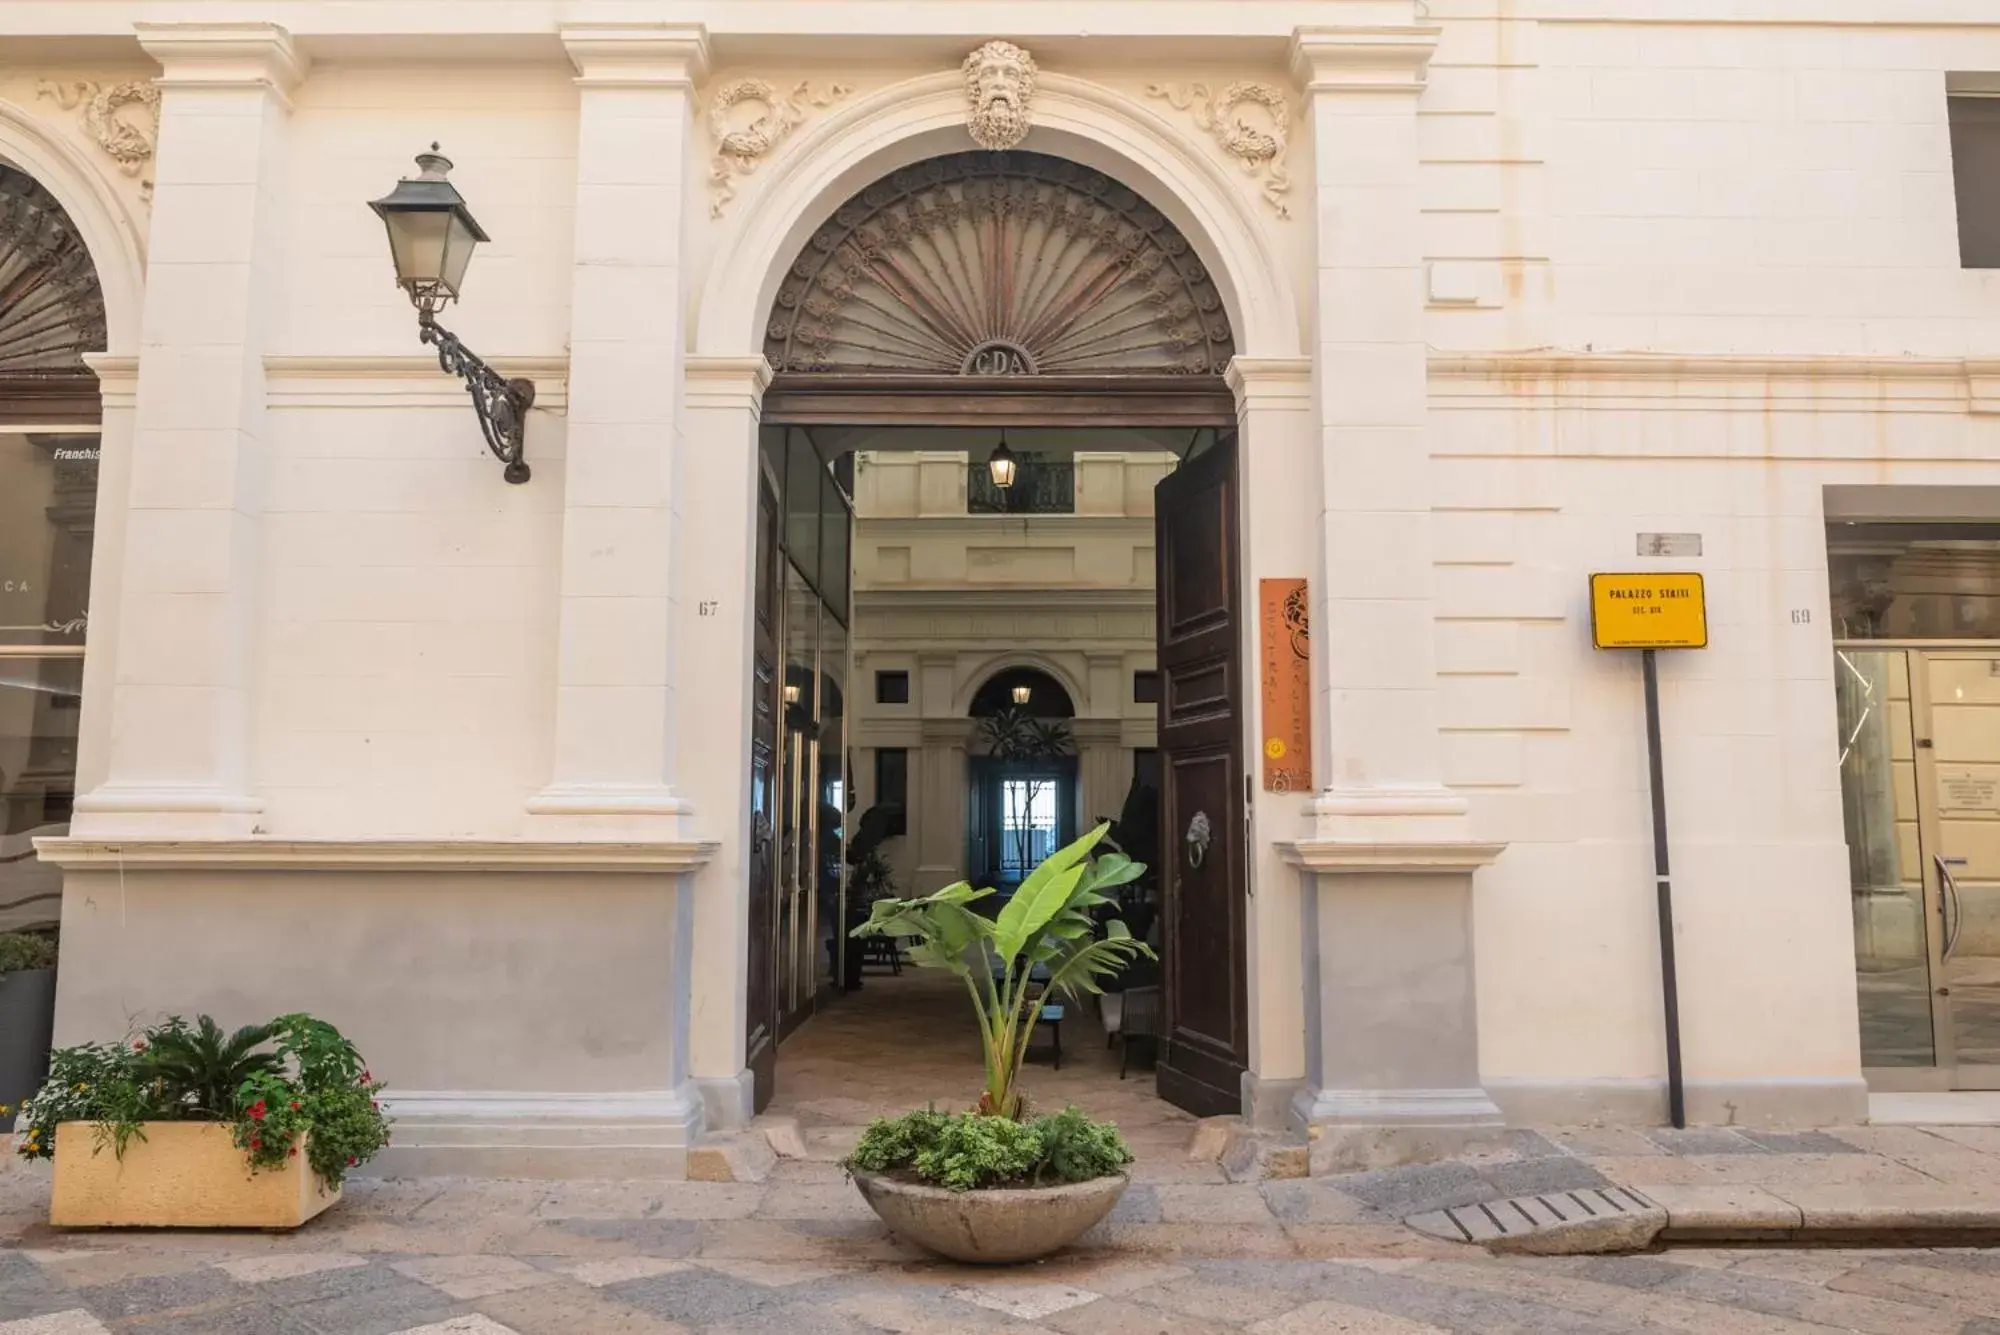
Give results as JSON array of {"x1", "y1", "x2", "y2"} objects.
[
  {"x1": 966, "y1": 665, "x2": 1077, "y2": 892},
  {"x1": 739, "y1": 145, "x2": 1253, "y2": 1121}
]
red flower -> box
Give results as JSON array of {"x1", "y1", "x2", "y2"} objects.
[
  {"x1": 289, "y1": 1147, "x2": 298, "y2": 1158},
  {"x1": 359, "y1": 1070, "x2": 371, "y2": 1084},
  {"x1": 250, "y1": 1138, "x2": 262, "y2": 1151},
  {"x1": 370, "y1": 1100, "x2": 379, "y2": 1110},
  {"x1": 289, "y1": 1101, "x2": 300, "y2": 1112},
  {"x1": 249, "y1": 1101, "x2": 267, "y2": 1122},
  {"x1": 132, "y1": 1040, "x2": 146, "y2": 1052},
  {"x1": 347, "y1": 1156, "x2": 357, "y2": 1167}
]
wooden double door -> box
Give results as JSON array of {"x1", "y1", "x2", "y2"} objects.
[{"x1": 1152, "y1": 435, "x2": 1252, "y2": 1116}]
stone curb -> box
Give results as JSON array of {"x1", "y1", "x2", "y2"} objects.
[{"x1": 1637, "y1": 1181, "x2": 2000, "y2": 1244}]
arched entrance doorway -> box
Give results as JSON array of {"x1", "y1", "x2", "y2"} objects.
[
  {"x1": 0, "y1": 163, "x2": 110, "y2": 1127},
  {"x1": 742, "y1": 149, "x2": 1251, "y2": 1120}
]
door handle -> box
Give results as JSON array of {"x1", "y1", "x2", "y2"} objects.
[{"x1": 1936, "y1": 855, "x2": 1965, "y2": 961}]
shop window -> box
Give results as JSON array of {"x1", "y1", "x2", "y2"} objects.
[
  {"x1": 875, "y1": 670, "x2": 910, "y2": 705},
  {"x1": 1829, "y1": 521, "x2": 2000, "y2": 640},
  {"x1": 2, "y1": 165, "x2": 106, "y2": 933},
  {"x1": 1, "y1": 433, "x2": 99, "y2": 932},
  {"x1": 1950, "y1": 95, "x2": 2000, "y2": 268}
]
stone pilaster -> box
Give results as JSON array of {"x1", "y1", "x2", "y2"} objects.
[
  {"x1": 1282, "y1": 13, "x2": 1511, "y2": 1162},
  {"x1": 679, "y1": 354, "x2": 772, "y2": 1130},
  {"x1": 1292, "y1": 16, "x2": 1466, "y2": 846},
  {"x1": 73, "y1": 23, "x2": 305, "y2": 837},
  {"x1": 527, "y1": 25, "x2": 709, "y2": 837}
]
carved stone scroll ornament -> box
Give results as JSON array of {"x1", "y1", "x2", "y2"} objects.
[
  {"x1": 37, "y1": 80, "x2": 161, "y2": 204},
  {"x1": 962, "y1": 40, "x2": 1037, "y2": 151},
  {"x1": 708, "y1": 77, "x2": 852, "y2": 218},
  {"x1": 1145, "y1": 82, "x2": 1292, "y2": 219}
]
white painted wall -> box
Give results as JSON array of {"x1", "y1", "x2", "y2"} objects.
[{"x1": 4, "y1": 1, "x2": 1998, "y2": 1134}]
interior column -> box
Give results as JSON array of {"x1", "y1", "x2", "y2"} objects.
[
  {"x1": 72, "y1": 23, "x2": 304, "y2": 837},
  {"x1": 527, "y1": 24, "x2": 708, "y2": 838}
]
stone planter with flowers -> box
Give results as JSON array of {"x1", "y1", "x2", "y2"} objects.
[
  {"x1": 13, "y1": 1012, "x2": 390, "y2": 1228},
  {"x1": 843, "y1": 823, "x2": 1153, "y2": 1263}
]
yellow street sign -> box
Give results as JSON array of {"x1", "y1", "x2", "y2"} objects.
[{"x1": 1590, "y1": 572, "x2": 1708, "y2": 650}]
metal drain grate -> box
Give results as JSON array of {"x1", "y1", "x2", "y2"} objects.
[{"x1": 1406, "y1": 1187, "x2": 1665, "y2": 1255}]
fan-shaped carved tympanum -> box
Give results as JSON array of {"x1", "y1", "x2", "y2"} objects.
[
  {"x1": 766, "y1": 151, "x2": 1235, "y2": 376},
  {"x1": 0, "y1": 166, "x2": 106, "y2": 374}
]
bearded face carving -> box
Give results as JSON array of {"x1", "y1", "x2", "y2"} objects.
[{"x1": 963, "y1": 40, "x2": 1037, "y2": 150}]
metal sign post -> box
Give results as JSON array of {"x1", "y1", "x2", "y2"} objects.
[{"x1": 1590, "y1": 572, "x2": 1708, "y2": 1129}]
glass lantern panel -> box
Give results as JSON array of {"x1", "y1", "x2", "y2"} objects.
[
  {"x1": 438, "y1": 212, "x2": 482, "y2": 299},
  {"x1": 384, "y1": 209, "x2": 451, "y2": 290}
]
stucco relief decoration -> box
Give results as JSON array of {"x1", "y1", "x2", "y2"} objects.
[
  {"x1": 708, "y1": 77, "x2": 853, "y2": 218},
  {"x1": 1145, "y1": 82, "x2": 1292, "y2": 219},
  {"x1": 763, "y1": 151, "x2": 1235, "y2": 376},
  {"x1": 963, "y1": 40, "x2": 1037, "y2": 151},
  {"x1": 37, "y1": 80, "x2": 161, "y2": 204}
]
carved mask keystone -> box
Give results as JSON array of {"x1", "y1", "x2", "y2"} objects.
[{"x1": 962, "y1": 40, "x2": 1037, "y2": 151}]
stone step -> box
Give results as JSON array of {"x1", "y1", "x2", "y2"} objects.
[
  {"x1": 685, "y1": 1130, "x2": 779, "y2": 1183},
  {"x1": 1187, "y1": 1117, "x2": 1310, "y2": 1182}
]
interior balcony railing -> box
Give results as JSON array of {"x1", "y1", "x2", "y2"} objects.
[{"x1": 968, "y1": 455, "x2": 1075, "y2": 515}]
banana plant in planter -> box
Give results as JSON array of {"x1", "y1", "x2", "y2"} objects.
[
  {"x1": 845, "y1": 822, "x2": 1155, "y2": 1263},
  {"x1": 13, "y1": 1012, "x2": 391, "y2": 1229}
]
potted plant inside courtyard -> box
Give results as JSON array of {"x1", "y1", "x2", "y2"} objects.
[
  {"x1": 844, "y1": 822, "x2": 1153, "y2": 1263},
  {"x1": 0, "y1": 930, "x2": 58, "y2": 1135},
  {"x1": 12, "y1": 1011, "x2": 391, "y2": 1229}
]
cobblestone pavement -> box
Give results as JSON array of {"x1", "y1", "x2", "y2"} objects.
[{"x1": 7, "y1": 1157, "x2": 2000, "y2": 1334}]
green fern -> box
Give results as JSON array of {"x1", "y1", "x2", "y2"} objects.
[
  {"x1": 136, "y1": 1016, "x2": 281, "y2": 1119},
  {"x1": 843, "y1": 1106, "x2": 1132, "y2": 1191}
]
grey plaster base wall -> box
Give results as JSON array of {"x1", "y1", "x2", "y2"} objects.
[
  {"x1": 1487, "y1": 1076, "x2": 1871, "y2": 1128},
  {"x1": 53, "y1": 866, "x2": 703, "y2": 1175},
  {"x1": 1301, "y1": 870, "x2": 1486, "y2": 1103},
  {"x1": 1242, "y1": 1072, "x2": 1307, "y2": 1132}
]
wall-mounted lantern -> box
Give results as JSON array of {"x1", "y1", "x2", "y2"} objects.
[
  {"x1": 370, "y1": 145, "x2": 535, "y2": 483},
  {"x1": 1011, "y1": 684, "x2": 1033, "y2": 706},
  {"x1": 986, "y1": 433, "x2": 1018, "y2": 490}
]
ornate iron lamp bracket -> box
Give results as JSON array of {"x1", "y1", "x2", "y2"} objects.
[{"x1": 418, "y1": 310, "x2": 535, "y2": 484}]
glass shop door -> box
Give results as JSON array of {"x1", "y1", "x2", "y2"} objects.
[{"x1": 1841, "y1": 645, "x2": 2000, "y2": 1089}]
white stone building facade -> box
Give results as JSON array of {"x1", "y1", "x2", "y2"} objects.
[{"x1": 3, "y1": 0, "x2": 1999, "y2": 1173}]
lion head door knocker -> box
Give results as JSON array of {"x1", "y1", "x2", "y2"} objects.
[{"x1": 1185, "y1": 810, "x2": 1213, "y2": 870}]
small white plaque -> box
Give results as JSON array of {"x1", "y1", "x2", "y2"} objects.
[{"x1": 1638, "y1": 532, "x2": 1702, "y2": 558}]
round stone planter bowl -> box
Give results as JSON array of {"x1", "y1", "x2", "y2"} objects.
[{"x1": 851, "y1": 1169, "x2": 1128, "y2": 1263}]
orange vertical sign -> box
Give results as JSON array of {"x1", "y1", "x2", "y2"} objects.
[{"x1": 1258, "y1": 578, "x2": 1313, "y2": 793}]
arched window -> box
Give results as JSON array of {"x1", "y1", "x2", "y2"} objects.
[
  {"x1": 0, "y1": 163, "x2": 104, "y2": 932},
  {"x1": 766, "y1": 151, "x2": 1234, "y2": 378}
]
